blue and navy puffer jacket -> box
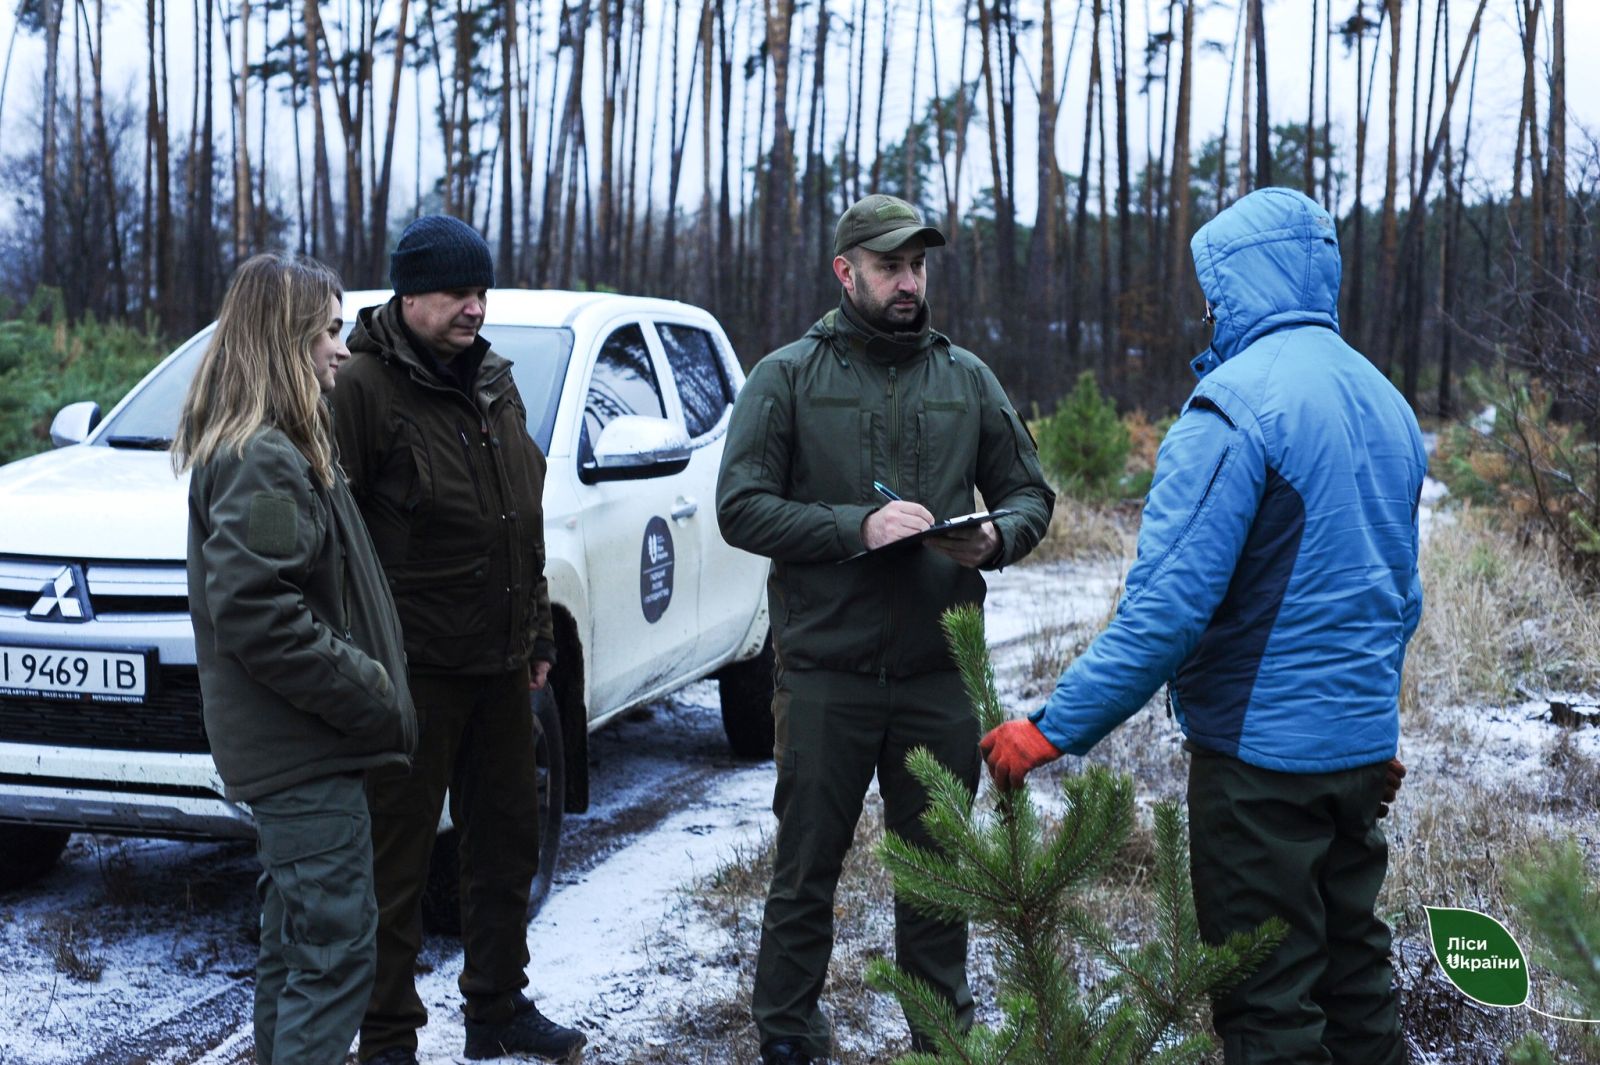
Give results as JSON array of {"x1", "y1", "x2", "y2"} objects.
[{"x1": 1031, "y1": 187, "x2": 1427, "y2": 774}]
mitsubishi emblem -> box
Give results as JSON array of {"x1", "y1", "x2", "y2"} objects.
[{"x1": 28, "y1": 565, "x2": 93, "y2": 622}]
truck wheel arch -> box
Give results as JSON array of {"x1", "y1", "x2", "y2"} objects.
[{"x1": 550, "y1": 605, "x2": 589, "y2": 814}]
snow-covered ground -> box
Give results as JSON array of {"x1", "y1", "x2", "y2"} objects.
[{"x1": 1, "y1": 545, "x2": 1594, "y2": 1064}]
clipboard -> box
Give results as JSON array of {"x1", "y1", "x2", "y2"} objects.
[{"x1": 840, "y1": 508, "x2": 1014, "y2": 562}]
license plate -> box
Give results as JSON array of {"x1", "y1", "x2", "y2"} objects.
[{"x1": 0, "y1": 645, "x2": 150, "y2": 701}]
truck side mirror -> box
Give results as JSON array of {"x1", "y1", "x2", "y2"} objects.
[
  {"x1": 49, "y1": 401, "x2": 102, "y2": 448},
  {"x1": 581, "y1": 415, "x2": 692, "y2": 484}
]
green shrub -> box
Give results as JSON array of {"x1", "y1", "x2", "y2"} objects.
[
  {"x1": 1034, "y1": 371, "x2": 1132, "y2": 501},
  {"x1": 1434, "y1": 369, "x2": 1600, "y2": 579},
  {"x1": 0, "y1": 289, "x2": 172, "y2": 465}
]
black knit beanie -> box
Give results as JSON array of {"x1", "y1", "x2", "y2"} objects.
[{"x1": 389, "y1": 215, "x2": 495, "y2": 296}]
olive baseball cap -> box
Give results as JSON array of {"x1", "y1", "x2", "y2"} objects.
[{"x1": 833, "y1": 194, "x2": 947, "y2": 257}]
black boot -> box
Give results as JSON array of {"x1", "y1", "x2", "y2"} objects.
[
  {"x1": 463, "y1": 994, "x2": 587, "y2": 1062},
  {"x1": 363, "y1": 1049, "x2": 419, "y2": 1065},
  {"x1": 760, "y1": 1039, "x2": 814, "y2": 1064}
]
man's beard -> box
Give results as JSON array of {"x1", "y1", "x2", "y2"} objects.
[{"x1": 851, "y1": 291, "x2": 925, "y2": 333}]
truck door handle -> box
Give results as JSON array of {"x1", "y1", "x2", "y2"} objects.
[{"x1": 671, "y1": 497, "x2": 698, "y2": 521}]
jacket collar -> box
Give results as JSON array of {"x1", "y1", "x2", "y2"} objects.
[
  {"x1": 349, "y1": 297, "x2": 510, "y2": 394},
  {"x1": 816, "y1": 296, "x2": 942, "y2": 367}
]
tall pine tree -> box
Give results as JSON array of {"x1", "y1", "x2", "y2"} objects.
[{"x1": 867, "y1": 604, "x2": 1283, "y2": 1064}]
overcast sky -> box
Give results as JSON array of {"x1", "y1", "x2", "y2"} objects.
[{"x1": 0, "y1": 1, "x2": 1592, "y2": 226}]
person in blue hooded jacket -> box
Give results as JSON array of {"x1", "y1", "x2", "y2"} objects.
[{"x1": 981, "y1": 187, "x2": 1426, "y2": 1064}]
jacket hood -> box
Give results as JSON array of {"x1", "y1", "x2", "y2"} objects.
[{"x1": 1189, "y1": 187, "x2": 1341, "y2": 375}]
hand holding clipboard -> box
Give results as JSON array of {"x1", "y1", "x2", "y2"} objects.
[{"x1": 844, "y1": 481, "x2": 1012, "y2": 563}]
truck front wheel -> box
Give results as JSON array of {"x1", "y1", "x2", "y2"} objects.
[
  {"x1": 718, "y1": 635, "x2": 776, "y2": 759},
  {"x1": 0, "y1": 825, "x2": 70, "y2": 891}
]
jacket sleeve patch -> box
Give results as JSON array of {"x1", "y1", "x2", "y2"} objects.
[{"x1": 247, "y1": 492, "x2": 299, "y2": 558}]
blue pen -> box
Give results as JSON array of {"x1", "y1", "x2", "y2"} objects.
[{"x1": 872, "y1": 480, "x2": 902, "y2": 502}]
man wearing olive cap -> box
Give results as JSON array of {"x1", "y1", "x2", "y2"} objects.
[{"x1": 716, "y1": 194, "x2": 1055, "y2": 1063}]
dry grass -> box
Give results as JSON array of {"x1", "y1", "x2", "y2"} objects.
[
  {"x1": 1029, "y1": 496, "x2": 1137, "y2": 565},
  {"x1": 38, "y1": 915, "x2": 103, "y2": 982},
  {"x1": 658, "y1": 497, "x2": 1600, "y2": 1063},
  {"x1": 1409, "y1": 506, "x2": 1600, "y2": 705}
]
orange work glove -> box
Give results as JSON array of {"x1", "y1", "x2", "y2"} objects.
[
  {"x1": 1377, "y1": 757, "x2": 1407, "y2": 819},
  {"x1": 978, "y1": 720, "x2": 1063, "y2": 791}
]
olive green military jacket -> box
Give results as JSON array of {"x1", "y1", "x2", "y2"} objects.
[
  {"x1": 716, "y1": 304, "x2": 1056, "y2": 677},
  {"x1": 187, "y1": 428, "x2": 416, "y2": 802},
  {"x1": 332, "y1": 299, "x2": 556, "y2": 676}
]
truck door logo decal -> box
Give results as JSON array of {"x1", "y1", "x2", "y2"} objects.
[
  {"x1": 640, "y1": 516, "x2": 674, "y2": 623},
  {"x1": 28, "y1": 566, "x2": 93, "y2": 623}
]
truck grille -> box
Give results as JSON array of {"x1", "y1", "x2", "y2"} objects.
[{"x1": 0, "y1": 667, "x2": 209, "y2": 752}]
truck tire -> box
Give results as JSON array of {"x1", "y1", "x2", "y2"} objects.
[
  {"x1": 0, "y1": 825, "x2": 70, "y2": 891},
  {"x1": 718, "y1": 635, "x2": 776, "y2": 759},
  {"x1": 420, "y1": 686, "x2": 565, "y2": 934}
]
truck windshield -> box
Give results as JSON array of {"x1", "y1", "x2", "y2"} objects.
[{"x1": 95, "y1": 324, "x2": 574, "y2": 453}]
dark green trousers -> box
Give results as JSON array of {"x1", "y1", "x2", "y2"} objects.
[
  {"x1": 251, "y1": 771, "x2": 376, "y2": 1065},
  {"x1": 752, "y1": 669, "x2": 980, "y2": 1057},
  {"x1": 359, "y1": 669, "x2": 541, "y2": 1060},
  {"x1": 1188, "y1": 748, "x2": 1405, "y2": 1065}
]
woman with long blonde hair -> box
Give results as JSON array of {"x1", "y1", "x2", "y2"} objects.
[{"x1": 177, "y1": 253, "x2": 416, "y2": 1065}]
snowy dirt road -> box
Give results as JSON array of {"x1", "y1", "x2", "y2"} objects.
[
  {"x1": 0, "y1": 671, "x2": 783, "y2": 1065},
  {"x1": 6, "y1": 546, "x2": 1588, "y2": 1064},
  {"x1": 0, "y1": 560, "x2": 1115, "y2": 1065}
]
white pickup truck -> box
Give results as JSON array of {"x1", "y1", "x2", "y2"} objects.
[{"x1": 0, "y1": 290, "x2": 774, "y2": 917}]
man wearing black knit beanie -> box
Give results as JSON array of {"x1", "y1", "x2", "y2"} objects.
[{"x1": 331, "y1": 215, "x2": 586, "y2": 1064}]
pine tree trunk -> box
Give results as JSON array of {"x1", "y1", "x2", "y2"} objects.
[
  {"x1": 1251, "y1": 0, "x2": 1270, "y2": 186},
  {"x1": 699, "y1": 0, "x2": 714, "y2": 305},
  {"x1": 153, "y1": 0, "x2": 172, "y2": 326},
  {"x1": 1112, "y1": 0, "x2": 1130, "y2": 360},
  {"x1": 1441, "y1": 13, "x2": 1477, "y2": 419},
  {"x1": 1547, "y1": 0, "x2": 1566, "y2": 279},
  {"x1": 975, "y1": 0, "x2": 1010, "y2": 293},
  {"x1": 1395, "y1": 0, "x2": 1490, "y2": 405},
  {"x1": 1347, "y1": 11, "x2": 1368, "y2": 353},
  {"x1": 499, "y1": 0, "x2": 516, "y2": 281},
  {"x1": 1068, "y1": 0, "x2": 1101, "y2": 368},
  {"x1": 42, "y1": 0, "x2": 62, "y2": 290},
  {"x1": 88, "y1": 0, "x2": 125, "y2": 314},
  {"x1": 1238, "y1": 0, "x2": 1250, "y2": 200},
  {"x1": 804, "y1": 0, "x2": 831, "y2": 312},
  {"x1": 1026, "y1": 0, "x2": 1058, "y2": 353},
  {"x1": 869, "y1": 0, "x2": 891, "y2": 191},
  {"x1": 716, "y1": 0, "x2": 735, "y2": 314},
  {"x1": 304, "y1": 0, "x2": 336, "y2": 260},
  {"x1": 1305, "y1": 0, "x2": 1318, "y2": 195},
  {"x1": 597, "y1": 0, "x2": 621, "y2": 287},
  {"x1": 663, "y1": 0, "x2": 685, "y2": 286},
  {"x1": 1167, "y1": 0, "x2": 1194, "y2": 339},
  {"x1": 199, "y1": 0, "x2": 216, "y2": 309},
  {"x1": 1518, "y1": 0, "x2": 1545, "y2": 274},
  {"x1": 233, "y1": 0, "x2": 251, "y2": 266},
  {"x1": 370, "y1": 0, "x2": 411, "y2": 284},
  {"x1": 1374, "y1": 0, "x2": 1402, "y2": 375},
  {"x1": 762, "y1": 0, "x2": 796, "y2": 349}
]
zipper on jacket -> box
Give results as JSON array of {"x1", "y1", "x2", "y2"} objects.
[
  {"x1": 457, "y1": 423, "x2": 488, "y2": 514},
  {"x1": 887, "y1": 366, "x2": 900, "y2": 491},
  {"x1": 872, "y1": 366, "x2": 900, "y2": 679}
]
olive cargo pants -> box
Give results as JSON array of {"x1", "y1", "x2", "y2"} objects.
[
  {"x1": 1187, "y1": 748, "x2": 1405, "y2": 1065},
  {"x1": 250, "y1": 771, "x2": 376, "y2": 1065},
  {"x1": 752, "y1": 669, "x2": 980, "y2": 1057},
  {"x1": 359, "y1": 670, "x2": 541, "y2": 1060}
]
